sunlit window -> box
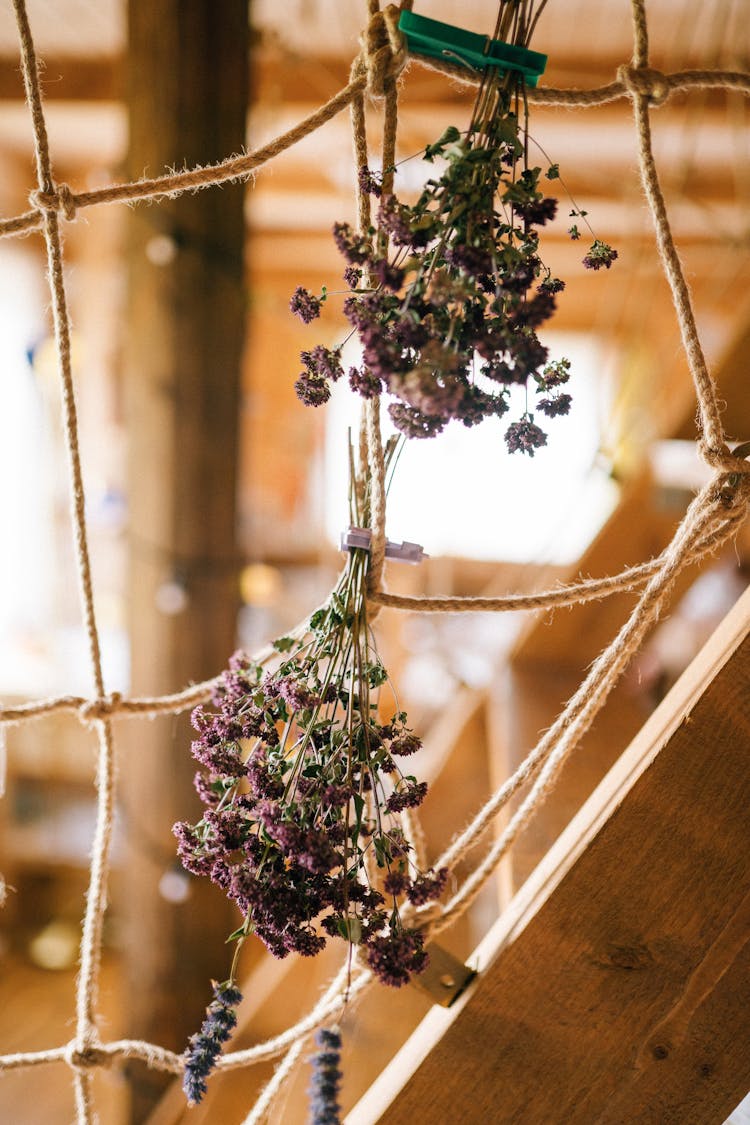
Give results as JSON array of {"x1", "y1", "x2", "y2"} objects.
[{"x1": 325, "y1": 332, "x2": 619, "y2": 564}]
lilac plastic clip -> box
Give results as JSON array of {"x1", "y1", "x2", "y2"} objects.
[
  {"x1": 385, "y1": 538, "x2": 428, "y2": 565},
  {"x1": 340, "y1": 527, "x2": 428, "y2": 565},
  {"x1": 339, "y1": 527, "x2": 372, "y2": 553}
]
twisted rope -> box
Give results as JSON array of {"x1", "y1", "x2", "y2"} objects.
[
  {"x1": 412, "y1": 53, "x2": 750, "y2": 107},
  {"x1": 1, "y1": 1, "x2": 750, "y2": 1122},
  {"x1": 12, "y1": 6, "x2": 116, "y2": 1119},
  {"x1": 0, "y1": 57, "x2": 744, "y2": 243}
]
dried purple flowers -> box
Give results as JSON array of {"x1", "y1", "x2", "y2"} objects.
[
  {"x1": 290, "y1": 49, "x2": 616, "y2": 453},
  {"x1": 182, "y1": 980, "x2": 242, "y2": 1105},
  {"x1": 174, "y1": 540, "x2": 446, "y2": 992}
]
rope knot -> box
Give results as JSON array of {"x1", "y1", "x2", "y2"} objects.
[
  {"x1": 79, "y1": 691, "x2": 122, "y2": 724},
  {"x1": 29, "y1": 182, "x2": 77, "y2": 222},
  {"x1": 617, "y1": 64, "x2": 670, "y2": 106},
  {"x1": 699, "y1": 439, "x2": 750, "y2": 477},
  {"x1": 704, "y1": 439, "x2": 750, "y2": 511},
  {"x1": 712, "y1": 470, "x2": 750, "y2": 512},
  {"x1": 64, "y1": 1039, "x2": 109, "y2": 1071},
  {"x1": 359, "y1": 4, "x2": 408, "y2": 97}
]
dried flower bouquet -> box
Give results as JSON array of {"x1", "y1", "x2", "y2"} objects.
[
  {"x1": 176, "y1": 0, "x2": 617, "y2": 1109},
  {"x1": 291, "y1": 3, "x2": 615, "y2": 454}
]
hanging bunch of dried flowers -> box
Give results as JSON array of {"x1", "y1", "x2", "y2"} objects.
[
  {"x1": 173, "y1": 437, "x2": 445, "y2": 1099},
  {"x1": 291, "y1": 2, "x2": 616, "y2": 454},
  {"x1": 175, "y1": 1, "x2": 619, "y2": 1108},
  {"x1": 174, "y1": 560, "x2": 445, "y2": 985}
]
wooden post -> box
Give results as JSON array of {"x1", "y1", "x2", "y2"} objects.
[{"x1": 122, "y1": 2, "x2": 248, "y2": 1119}]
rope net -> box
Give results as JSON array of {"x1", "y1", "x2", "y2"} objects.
[{"x1": 0, "y1": 0, "x2": 749, "y2": 1121}]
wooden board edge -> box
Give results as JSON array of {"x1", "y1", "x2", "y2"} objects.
[{"x1": 345, "y1": 582, "x2": 750, "y2": 1124}]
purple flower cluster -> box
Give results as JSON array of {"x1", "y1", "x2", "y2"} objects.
[
  {"x1": 582, "y1": 238, "x2": 619, "y2": 271},
  {"x1": 288, "y1": 76, "x2": 616, "y2": 454},
  {"x1": 290, "y1": 286, "x2": 323, "y2": 324},
  {"x1": 365, "y1": 928, "x2": 428, "y2": 988},
  {"x1": 182, "y1": 981, "x2": 242, "y2": 1105},
  {"x1": 174, "y1": 562, "x2": 447, "y2": 989},
  {"x1": 295, "y1": 345, "x2": 344, "y2": 407}
]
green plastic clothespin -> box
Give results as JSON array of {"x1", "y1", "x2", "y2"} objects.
[{"x1": 398, "y1": 11, "x2": 547, "y2": 86}]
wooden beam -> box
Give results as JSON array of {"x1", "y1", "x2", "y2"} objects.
[
  {"x1": 121, "y1": 2, "x2": 248, "y2": 1120},
  {"x1": 0, "y1": 49, "x2": 739, "y2": 108},
  {"x1": 248, "y1": 187, "x2": 748, "y2": 241},
  {"x1": 511, "y1": 471, "x2": 678, "y2": 669},
  {"x1": 348, "y1": 583, "x2": 750, "y2": 1125},
  {"x1": 0, "y1": 56, "x2": 121, "y2": 101},
  {"x1": 673, "y1": 309, "x2": 750, "y2": 445}
]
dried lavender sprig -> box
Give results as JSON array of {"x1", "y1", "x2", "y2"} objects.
[
  {"x1": 182, "y1": 980, "x2": 243, "y2": 1105},
  {"x1": 308, "y1": 1026, "x2": 343, "y2": 1125}
]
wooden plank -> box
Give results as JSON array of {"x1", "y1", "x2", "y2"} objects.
[
  {"x1": 511, "y1": 470, "x2": 669, "y2": 668},
  {"x1": 674, "y1": 311, "x2": 750, "y2": 446},
  {"x1": 347, "y1": 584, "x2": 750, "y2": 1125},
  {"x1": 0, "y1": 56, "x2": 121, "y2": 101}
]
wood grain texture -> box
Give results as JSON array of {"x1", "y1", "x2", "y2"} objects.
[{"x1": 348, "y1": 586, "x2": 750, "y2": 1125}]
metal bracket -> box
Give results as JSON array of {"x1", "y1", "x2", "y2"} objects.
[{"x1": 410, "y1": 942, "x2": 477, "y2": 1008}]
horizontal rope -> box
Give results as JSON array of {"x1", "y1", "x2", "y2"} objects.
[
  {"x1": 368, "y1": 517, "x2": 739, "y2": 614},
  {"x1": 0, "y1": 75, "x2": 366, "y2": 239},
  {"x1": 416, "y1": 57, "x2": 750, "y2": 107},
  {"x1": 0, "y1": 512, "x2": 740, "y2": 732},
  {"x1": 0, "y1": 610, "x2": 322, "y2": 726},
  {"x1": 0, "y1": 970, "x2": 372, "y2": 1079},
  {"x1": 0, "y1": 66, "x2": 746, "y2": 243}
]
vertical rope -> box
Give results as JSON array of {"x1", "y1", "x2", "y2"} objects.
[
  {"x1": 380, "y1": 73, "x2": 399, "y2": 200},
  {"x1": 365, "y1": 399, "x2": 387, "y2": 595},
  {"x1": 73, "y1": 1071, "x2": 94, "y2": 1125},
  {"x1": 631, "y1": 0, "x2": 650, "y2": 68},
  {"x1": 625, "y1": 0, "x2": 732, "y2": 468},
  {"x1": 240, "y1": 958, "x2": 354, "y2": 1124},
  {"x1": 350, "y1": 24, "x2": 395, "y2": 601},
  {"x1": 12, "y1": 1, "x2": 115, "y2": 1110},
  {"x1": 350, "y1": 87, "x2": 371, "y2": 236}
]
